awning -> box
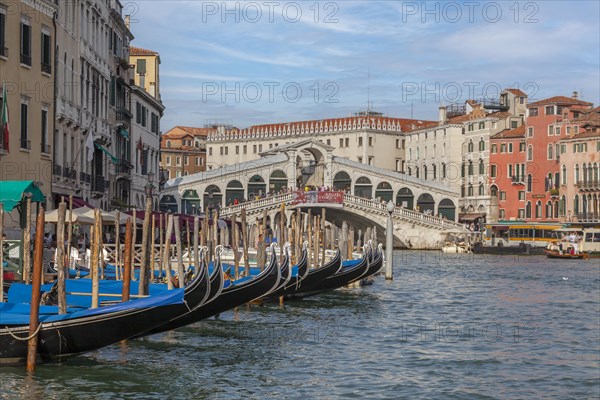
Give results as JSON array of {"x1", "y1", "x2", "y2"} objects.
[
  {"x1": 94, "y1": 142, "x2": 119, "y2": 164},
  {"x1": 117, "y1": 127, "x2": 129, "y2": 139},
  {"x1": 56, "y1": 195, "x2": 94, "y2": 209},
  {"x1": 0, "y1": 180, "x2": 45, "y2": 212},
  {"x1": 459, "y1": 212, "x2": 486, "y2": 222}
]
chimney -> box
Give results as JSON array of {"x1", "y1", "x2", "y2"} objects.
[
  {"x1": 438, "y1": 105, "x2": 447, "y2": 124},
  {"x1": 124, "y1": 15, "x2": 130, "y2": 29},
  {"x1": 572, "y1": 91, "x2": 578, "y2": 99}
]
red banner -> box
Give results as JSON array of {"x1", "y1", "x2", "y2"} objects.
[{"x1": 292, "y1": 191, "x2": 344, "y2": 205}]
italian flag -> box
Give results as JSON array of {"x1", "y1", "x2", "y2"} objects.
[{"x1": 1, "y1": 83, "x2": 8, "y2": 152}]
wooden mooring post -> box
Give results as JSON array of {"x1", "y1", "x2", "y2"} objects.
[
  {"x1": 139, "y1": 198, "x2": 152, "y2": 295},
  {"x1": 164, "y1": 214, "x2": 174, "y2": 290},
  {"x1": 26, "y1": 205, "x2": 45, "y2": 372},
  {"x1": 241, "y1": 208, "x2": 250, "y2": 276},
  {"x1": 56, "y1": 202, "x2": 67, "y2": 314},
  {"x1": 23, "y1": 197, "x2": 31, "y2": 284},
  {"x1": 122, "y1": 218, "x2": 133, "y2": 302},
  {"x1": 91, "y1": 209, "x2": 102, "y2": 309}
]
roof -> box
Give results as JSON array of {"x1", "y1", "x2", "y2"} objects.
[
  {"x1": 232, "y1": 115, "x2": 437, "y2": 137},
  {"x1": 528, "y1": 96, "x2": 593, "y2": 108},
  {"x1": 130, "y1": 46, "x2": 159, "y2": 56},
  {"x1": 491, "y1": 125, "x2": 526, "y2": 139},
  {"x1": 163, "y1": 126, "x2": 212, "y2": 138},
  {"x1": 0, "y1": 181, "x2": 45, "y2": 212},
  {"x1": 445, "y1": 110, "x2": 510, "y2": 125},
  {"x1": 559, "y1": 130, "x2": 600, "y2": 141},
  {"x1": 504, "y1": 88, "x2": 527, "y2": 97}
]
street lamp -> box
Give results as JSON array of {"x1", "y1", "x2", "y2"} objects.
[{"x1": 385, "y1": 200, "x2": 394, "y2": 280}]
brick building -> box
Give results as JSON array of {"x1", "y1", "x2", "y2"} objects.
[{"x1": 160, "y1": 126, "x2": 209, "y2": 181}]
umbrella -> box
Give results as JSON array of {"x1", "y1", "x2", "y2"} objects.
[{"x1": 45, "y1": 208, "x2": 95, "y2": 224}]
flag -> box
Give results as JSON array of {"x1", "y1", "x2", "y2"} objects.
[
  {"x1": 1, "y1": 82, "x2": 9, "y2": 152},
  {"x1": 85, "y1": 130, "x2": 94, "y2": 161}
]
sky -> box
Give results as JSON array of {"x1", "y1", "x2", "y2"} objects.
[{"x1": 127, "y1": 0, "x2": 600, "y2": 130}]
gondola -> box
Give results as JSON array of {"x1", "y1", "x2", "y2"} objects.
[
  {"x1": 266, "y1": 242, "x2": 309, "y2": 298},
  {"x1": 349, "y1": 243, "x2": 383, "y2": 284},
  {"x1": 0, "y1": 261, "x2": 209, "y2": 365},
  {"x1": 282, "y1": 247, "x2": 342, "y2": 299},
  {"x1": 143, "y1": 244, "x2": 282, "y2": 336}
]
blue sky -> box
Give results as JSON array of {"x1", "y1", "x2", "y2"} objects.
[{"x1": 128, "y1": 1, "x2": 600, "y2": 130}]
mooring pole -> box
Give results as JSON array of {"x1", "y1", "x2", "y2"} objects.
[
  {"x1": 385, "y1": 200, "x2": 394, "y2": 280},
  {"x1": 26, "y1": 205, "x2": 45, "y2": 372}
]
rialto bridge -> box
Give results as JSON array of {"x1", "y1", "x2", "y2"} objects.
[{"x1": 159, "y1": 140, "x2": 464, "y2": 248}]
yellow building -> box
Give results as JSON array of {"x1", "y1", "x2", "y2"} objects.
[
  {"x1": 129, "y1": 46, "x2": 161, "y2": 101},
  {"x1": 0, "y1": 0, "x2": 57, "y2": 229}
]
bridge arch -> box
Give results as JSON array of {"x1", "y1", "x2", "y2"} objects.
[
  {"x1": 333, "y1": 171, "x2": 351, "y2": 191},
  {"x1": 204, "y1": 184, "x2": 222, "y2": 212},
  {"x1": 354, "y1": 176, "x2": 373, "y2": 199},
  {"x1": 248, "y1": 174, "x2": 267, "y2": 199},
  {"x1": 396, "y1": 188, "x2": 414, "y2": 209},
  {"x1": 181, "y1": 189, "x2": 201, "y2": 214},
  {"x1": 226, "y1": 180, "x2": 244, "y2": 205},
  {"x1": 438, "y1": 198, "x2": 456, "y2": 220},
  {"x1": 417, "y1": 193, "x2": 435, "y2": 214},
  {"x1": 159, "y1": 195, "x2": 179, "y2": 213},
  {"x1": 269, "y1": 170, "x2": 288, "y2": 193},
  {"x1": 375, "y1": 181, "x2": 393, "y2": 202}
]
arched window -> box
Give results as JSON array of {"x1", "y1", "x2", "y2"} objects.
[
  {"x1": 479, "y1": 122, "x2": 485, "y2": 130},
  {"x1": 442, "y1": 163, "x2": 446, "y2": 178},
  {"x1": 546, "y1": 201, "x2": 553, "y2": 218},
  {"x1": 526, "y1": 201, "x2": 532, "y2": 218},
  {"x1": 432, "y1": 164, "x2": 437, "y2": 180},
  {"x1": 468, "y1": 184, "x2": 474, "y2": 196},
  {"x1": 582, "y1": 164, "x2": 588, "y2": 182},
  {"x1": 409, "y1": 148, "x2": 412, "y2": 160},
  {"x1": 535, "y1": 201, "x2": 542, "y2": 218},
  {"x1": 423, "y1": 165, "x2": 428, "y2": 180},
  {"x1": 575, "y1": 164, "x2": 580, "y2": 183},
  {"x1": 479, "y1": 159, "x2": 484, "y2": 175},
  {"x1": 560, "y1": 195, "x2": 566, "y2": 216},
  {"x1": 562, "y1": 164, "x2": 567, "y2": 185},
  {"x1": 574, "y1": 195, "x2": 579, "y2": 214},
  {"x1": 167, "y1": 140, "x2": 171, "y2": 148},
  {"x1": 547, "y1": 143, "x2": 553, "y2": 159},
  {"x1": 479, "y1": 138, "x2": 485, "y2": 151},
  {"x1": 527, "y1": 145, "x2": 533, "y2": 161},
  {"x1": 468, "y1": 161, "x2": 473, "y2": 176},
  {"x1": 527, "y1": 174, "x2": 533, "y2": 192},
  {"x1": 468, "y1": 140, "x2": 474, "y2": 152},
  {"x1": 478, "y1": 184, "x2": 484, "y2": 196}
]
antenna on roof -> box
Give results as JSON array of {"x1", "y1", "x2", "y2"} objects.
[{"x1": 411, "y1": 103, "x2": 414, "y2": 119}]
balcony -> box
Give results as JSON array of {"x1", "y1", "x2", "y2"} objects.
[
  {"x1": 20, "y1": 138, "x2": 31, "y2": 150},
  {"x1": 20, "y1": 53, "x2": 31, "y2": 66},
  {"x1": 576, "y1": 213, "x2": 600, "y2": 223},
  {"x1": 511, "y1": 176, "x2": 525, "y2": 185},
  {"x1": 577, "y1": 180, "x2": 600, "y2": 191},
  {"x1": 549, "y1": 188, "x2": 560, "y2": 198},
  {"x1": 116, "y1": 107, "x2": 132, "y2": 122},
  {"x1": 0, "y1": 47, "x2": 7, "y2": 57},
  {"x1": 53, "y1": 163, "x2": 62, "y2": 177},
  {"x1": 115, "y1": 158, "x2": 133, "y2": 175},
  {"x1": 41, "y1": 62, "x2": 51, "y2": 74},
  {"x1": 41, "y1": 143, "x2": 51, "y2": 154},
  {"x1": 92, "y1": 176, "x2": 107, "y2": 194},
  {"x1": 80, "y1": 171, "x2": 91, "y2": 184}
]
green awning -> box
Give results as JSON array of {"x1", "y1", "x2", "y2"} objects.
[
  {"x1": 94, "y1": 142, "x2": 119, "y2": 164},
  {"x1": 0, "y1": 180, "x2": 45, "y2": 212},
  {"x1": 118, "y1": 127, "x2": 129, "y2": 139}
]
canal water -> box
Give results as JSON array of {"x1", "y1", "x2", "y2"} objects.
[{"x1": 1, "y1": 251, "x2": 599, "y2": 399}]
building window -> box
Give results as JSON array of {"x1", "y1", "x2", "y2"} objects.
[
  {"x1": 0, "y1": 7, "x2": 6, "y2": 58},
  {"x1": 176, "y1": 157, "x2": 181, "y2": 166},
  {"x1": 479, "y1": 122, "x2": 485, "y2": 130},
  {"x1": 368, "y1": 136, "x2": 373, "y2": 146},
  {"x1": 555, "y1": 126, "x2": 560, "y2": 135},
  {"x1": 529, "y1": 108, "x2": 538, "y2": 117},
  {"x1": 253, "y1": 144, "x2": 257, "y2": 153},
  {"x1": 508, "y1": 164, "x2": 513, "y2": 178},
  {"x1": 491, "y1": 144, "x2": 497, "y2": 153},
  {"x1": 345, "y1": 138, "x2": 349, "y2": 147},
  {"x1": 478, "y1": 184, "x2": 484, "y2": 196},
  {"x1": 395, "y1": 159, "x2": 402, "y2": 172},
  {"x1": 526, "y1": 201, "x2": 532, "y2": 218},
  {"x1": 468, "y1": 161, "x2": 473, "y2": 176},
  {"x1": 340, "y1": 138, "x2": 344, "y2": 147},
  {"x1": 575, "y1": 164, "x2": 580, "y2": 183},
  {"x1": 519, "y1": 141, "x2": 526, "y2": 152},
  {"x1": 357, "y1": 156, "x2": 362, "y2": 163},
  {"x1": 547, "y1": 144, "x2": 553, "y2": 160},
  {"x1": 41, "y1": 30, "x2": 51, "y2": 73},
  {"x1": 499, "y1": 191, "x2": 506, "y2": 200},
  {"x1": 500, "y1": 143, "x2": 506, "y2": 153},
  {"x1": 535, "y1": 201, "x2": 542, "y2": 218},
  {"x1": 235, "y1": 145, "x2": 239, "y2": 155},
  {"x1": 545, "y1": 106, "x2": 554, "y2": 115},
  {"x1": 442, "y1": 163, "x2": 446, "y2": 178},
  {"x1": 358, "y1": 137, "x2": 363, "y2": 146},
  {"x1": 326, "y1": 139, "x2": 331, "y2": 146},
  {"x1": 219, "y1": 147, "x2": 223, "y2": 155},
  {"x1": 518, "y1": 191, "x2": 525, "y2": 201},
  {"x1": 258, "y1": 144, "x2": 262, "y2": 152},
  {"x1": 41, "y1": 108, "x2": 48, "y2": 153},
  {"x1": 518, "y1": 208, "x2": 525, "y2": 219},
  {"x1": 243, "y1": 145, "x2": 247, "y2": 154},
  {"x1": 368, "y1": 156, "x2": 373, "y2": 165},
  {"x1": 208, "y1": 147, "x2": 212, "y2": 156},
  {"x1": 479, "y1": 160, "x2": 484, "y2": 175},
  {"x1": 165, "y1": 156, "x2": 171, "y2": 165},
  {"x1": 20, "y1": 19, "x2": 31, "y2": 66},
  {"x1": 20, "y1": 100, "x2": 29, "y2": 149},
  {"x1": 527, "y1": 145, "x2": 533, "y2": 161},
  {"x1": 461, "y1": 186, "x2": 465, "y2": 197},
  {"x1": 527, "y1": 174, "x2": 533, "y2": 192},
  {"x1": 490, "y1": 164, "x2": 497, "y2": 178},
  {"x1": 562, "y1": 164, "x2": 567, "y2": 185},
  {"x1": 396, "y1": 139, "x2": 400, "y2": 149},
  {"x1": 224, "y1": 146, "x2": 228, "y2": 155},
  {"x1": 528, "y1": 127, "x2": 534, "y2": 137},
  {"x1": 511, "y1": 120, "x2": 518, "y2": 129},
  {"x1": 184, "y1": 156, "x2": 189, "y2": 165},
  {"x1": 478, "y1": 139, "x2": 485, "y2": 151},
  {"x1": 468, "y1": 140, "x2": 474, "y2": 152},
  {"x1": 468, "y1": 184, "x2": 473, "y2": 196},
  {"x1": 508, "y1": 143, "x2": 513, "y2": 153},
  {"x1": 499, "y1": 209, "x2": 506, "y2": 219}
]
